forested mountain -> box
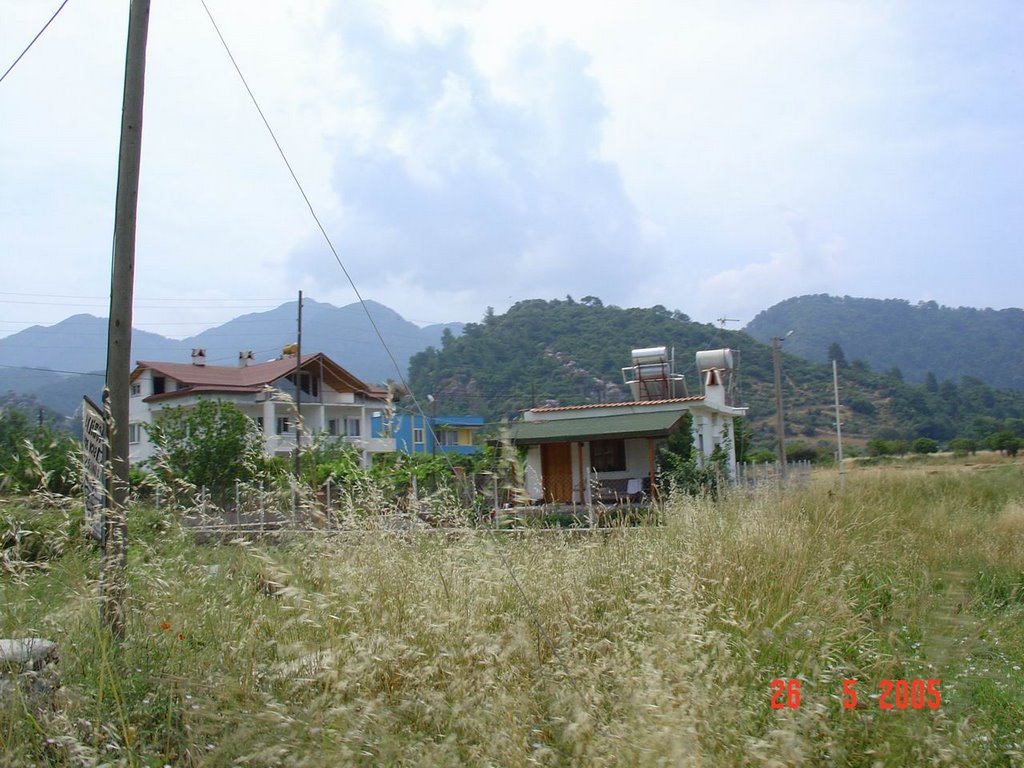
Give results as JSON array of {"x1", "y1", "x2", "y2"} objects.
[
  {"x1": 0, "y1": 299, "x2": 463, "y2": 415},
  {"x1": 745, "y1": 295, "x2": 1024, "y2": 391},
  {"x1": 408, "y1": 298, "x2": 1024, "y2": 451}
]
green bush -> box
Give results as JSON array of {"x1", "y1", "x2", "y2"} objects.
[{"x1": 911, "y1": 437, "x2": 939, "y2": 454}]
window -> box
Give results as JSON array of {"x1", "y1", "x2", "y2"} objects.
[
  {"x1": 255, "y1": 416, "x2": 264, "y2": 431},
  {"x1": 328, "y1": 418, "x2": 338, "y2": 436},
  {"x1": 128, "y1": 423, "x2": 141, "y2": 445},
  {"x1": 439, "y1": 430, "x2": 459, "y2": 446},
  {"x1": 590, "y1": 439, "x2": 626, "y2": 472},
  {"x1": 413, "y1": 427, "x2": 425, "y2": 445},
  {"x1": 152, "y1": 376, "x2": 165, "y2": 395},
  {"x1": 276, "y1": 416, "x2": 291, "y2": 435},
  {"x1": 286, "y1": 371, "x2": 319, "y2": 398},
  {"x1": 344, "y1": 418, "x2": 361, "y2": 437},
  {"x1": 130, "y1": 382, "x2": 141, "y2": 397}
]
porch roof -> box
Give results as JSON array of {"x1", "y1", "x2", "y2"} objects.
[{"x1": 506, "y1": 410, "x2": 687, "y2": 445}]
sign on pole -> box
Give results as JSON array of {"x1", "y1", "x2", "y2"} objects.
[{"x1": 82, "y1": 395, "x2": 106, "y2": 543}]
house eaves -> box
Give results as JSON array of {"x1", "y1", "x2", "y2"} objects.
[{"x1": 505, "y1": 410, "x2": 688, "y2": 445}]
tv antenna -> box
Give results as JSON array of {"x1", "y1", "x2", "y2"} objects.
[{"x1": 717, "y1": 316, "x2": 739, "y2": 329}]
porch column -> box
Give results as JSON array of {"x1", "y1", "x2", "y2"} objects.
[
  {"x1": 648, "y1": 438, "x2": 656, "y2": 500},
  {"x1": 576, "y1": 442, "x2": 585, "y2": 504},
  {"x1": 262, "y1": 397, "x2": 274, "y2": 451}
]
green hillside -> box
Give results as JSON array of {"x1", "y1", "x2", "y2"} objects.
[
  {"x1": 408, "y1": 297, "x2": 1024, "y2": 452},
  {"x1": 745, "y1": 294, "x2": 1024, "y2": 391}
]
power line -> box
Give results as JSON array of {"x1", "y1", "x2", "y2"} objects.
[
  {"x1": 0, "y1": 0, "x2": 71, "y2": 85},
  {"x1": 0, "y1": 363, "x2": 104, "y2": 377},
  {"x1": 198, "y1": 2, "x2": 589, "y2": 709}
]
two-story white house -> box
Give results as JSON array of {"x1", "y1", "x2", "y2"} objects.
[{"x1": 128, "y1": 349, "x2": 394, "y2": 467}]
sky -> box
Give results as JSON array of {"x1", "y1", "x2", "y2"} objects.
[{"x1": 2, "y1": 0, "x2": 1023, "y2": 342}]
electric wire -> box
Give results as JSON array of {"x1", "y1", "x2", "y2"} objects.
[
  {"x1": 198, "y1": 0, "x2": 589, "y2": 708},
  {"x1": 0, "y1": 0, "x2": 71, "y2": 85}
]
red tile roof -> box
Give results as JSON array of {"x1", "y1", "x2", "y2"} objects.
[
  {"x1": 529, "y1": 396, "x2": 705, "y2": 414},
  {"x1": 132, "y1": 353, "x2": 381, "y2": 403}
]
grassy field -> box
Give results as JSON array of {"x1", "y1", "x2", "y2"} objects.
[{"x1": 2, "y1": 457, "x2": 1023, "y2": 766}]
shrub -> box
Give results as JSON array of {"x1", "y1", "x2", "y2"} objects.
[
  {"x1": 947, "y1": 437, "x2": 978, "y2": 456},
  {"x1": 911, "y1": 437, "x2": 939, "y2": 455}
]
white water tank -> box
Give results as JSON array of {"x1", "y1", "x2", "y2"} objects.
[
  {"x1": 695, "y1": 348, "x2": 733, "y2": 372},
  {"x1": 631, "y1": 346, "x2": 668, "y2": 365}
]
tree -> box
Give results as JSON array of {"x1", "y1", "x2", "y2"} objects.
[
  {"x1": 827, "y1": 342, "x2": 847, "y2": 368},
  {"x1": 947, "y1": 437, "x2": 977, "y2": 456},
  {"x1": 924, "y1": 372, "x2": 939, "y2": 393},
  {"x1": 146, "y1": 400, "x2": 265, "y2": 501},
  {"x1": 987, "y1": 431, "x2": 1021, "y2": 457},
  {"x1": 0, "y1": 408, "x2": 78, "y2": 495},
  {"x1": 911, "y1": 437, "x2": 939, "y2": 454}
]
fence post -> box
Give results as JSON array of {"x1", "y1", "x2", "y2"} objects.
[
  {"x1": 492, "y1": 475, "x2": 500, "y2": 529},
  {"x1": 325, "y1": 478, "x2": 332, "y2": 529},
  {"x1": 587, "y1": 468, "x2": 596, "y2": 531},
  {"x1": 259, "y1": 481, "x2": 265, "y2": 535}
]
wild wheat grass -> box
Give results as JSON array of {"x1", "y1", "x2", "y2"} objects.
[{"x1": 2, "y1": 458, "x2": 1023, "y2": 766}]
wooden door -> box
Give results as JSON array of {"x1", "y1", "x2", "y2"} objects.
[{"x1": 541, "y1": 442, "x2": 573, "y2": 503}]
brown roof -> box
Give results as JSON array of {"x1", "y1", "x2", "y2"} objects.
[
  {"x1": 132, "y1": 353, "x2": 381, "y2": 403},
  {"x1": 529, "y1": 396, "x2": 705, "y2": 414}
]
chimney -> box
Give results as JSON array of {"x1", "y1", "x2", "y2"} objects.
[
  {"x1": 238, "y1": 350, "x2": 254, "y2": 368},
  {"x1": 703, "y1": 368, "x2": 726, "y2": 405},
  {"x1": 191, "y1": 348, "x2": 206, "y2": 366}
]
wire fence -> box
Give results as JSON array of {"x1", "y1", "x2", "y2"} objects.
[{"x1": 734, "y1": 459, "x2": 814, "y2": 488}]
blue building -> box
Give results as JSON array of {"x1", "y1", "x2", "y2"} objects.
[{"x1": 371, "y1": 412, "x2": 484, "y2": 455}]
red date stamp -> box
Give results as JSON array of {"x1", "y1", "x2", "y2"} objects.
[{"x1": 770, "y1": 679, "x2": 941, "y2": 710}]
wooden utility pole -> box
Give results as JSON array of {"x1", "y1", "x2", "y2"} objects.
[
  {"x1": 293, "y1": 291, "x2": 303, "y2": 513},
  {"x1": 102, "y1": 0, "x2": 151, "y2": 638},
  {"x1": 771, "y1": 337, "x2": 788, "y2": 483},
  {"x1": 833, "y1": 358, "x2": 845, "y2": 489}
]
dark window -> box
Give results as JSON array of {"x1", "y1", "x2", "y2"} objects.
[
  {"x1": 590, "y1": 439, "x2": 626, "y2": 472},
  {"x1": 152, "y1": 376, "x2": 165, "y2": 395},
  {"x1": 286, "y1": 372, "x2": 319, "y2": 398}
]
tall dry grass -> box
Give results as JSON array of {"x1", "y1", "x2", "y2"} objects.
[{"x1": 1, "y1": 459, "x2": 1023, "y2": 766}]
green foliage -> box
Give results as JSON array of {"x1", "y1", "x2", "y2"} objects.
[
  {"x1": 146, "y1": 400, "x2": 266, "y2": 500},
  {"x1": 868, "y1": 438, "x2": 909, "y2": 457},
  {"x1": 746, "y1": 447, "x2": 776, "y2": 463},
  {"x1": 745, "y1": 294, "x2": 1024, "y2": 391},
  {"x1": 407, "y1": 298, "x2": 1024, "y2": 457},
  {"x1": 911, "y1": 437, "x2": 940, "y2": 454},
  {"x1": 987, "y1": 431, "x2": 1021, "y2": 457},
  {"x1": 0, "y1": 407, "x2": 78, "y2": 495},
  {"x1": 655, "y1": 415, "x2": 730, "y2": 497},
  {"x1": 947, "y1": 437, "x2": 978, "y2": 456},
  {"x1": 827, "y1": 341, "x2": 847, "y2": 367},
  {"x1": 784, "y1": 441, "x2": 818, "y2": 463}
]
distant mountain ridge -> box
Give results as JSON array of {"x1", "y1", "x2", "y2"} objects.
[
  {"x1": 0, "y1": 299, "x2": 464, "y2": 415},
  {"x1": 744, "y1": 295, "x2": 1024, "y2": 391}
]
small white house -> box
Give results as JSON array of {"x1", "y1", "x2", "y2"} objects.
[
  {"x1": 128, "y1": 349, "x2": 394, "y2": 467},
  {"x1": 505, "y1": 347, "x2": 746, "y2": 504}
]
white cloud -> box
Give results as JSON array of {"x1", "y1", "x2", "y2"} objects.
[
  {"x1": 696, "y1": 210, "x2": 850, "y2": 323},
  {"x1": 1, "y1": 0, "x2": 1021, "y2": 342}
]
